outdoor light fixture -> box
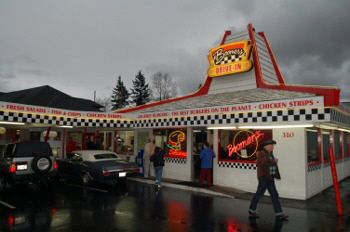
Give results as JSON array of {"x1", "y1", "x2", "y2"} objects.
[
  {"x1": 43, "y1": 130, "x2": 58, "y2": 138},
  {"x1": 338, "y1": 128, "x2": 350, "y2": 133},
  {"x1": 0, "y1": 121, "x2": 25, "y2": 125},
  {"x1": 207, "y1": 126, "x2": 237, "y2": 130},
  {"x1": 56, "y1": 125, "x2": 74, "y2": 128},
  {"x1": 238, "y1": 124, "x2": 314, "y2": 129}
]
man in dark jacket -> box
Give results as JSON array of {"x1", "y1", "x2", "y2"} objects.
[
  {"x1": 150, "y1": 146, "x2": 165, "y2": 188},
  {"x1": 248, "y1": 139, "x2": 289, "y2": 221}
]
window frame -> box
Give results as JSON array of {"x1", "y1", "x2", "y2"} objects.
[
  {"x1": 218, "y1": 129, "x2": 272, "y2": 163},
  {"x1": 307, "y1": 128, "x2": 322, "y2": 166}
]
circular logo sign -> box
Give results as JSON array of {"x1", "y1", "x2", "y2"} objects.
[{"x1": 227, "y1": 130, "x2": 264, "y2": 158}]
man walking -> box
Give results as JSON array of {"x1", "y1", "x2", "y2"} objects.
[{"x1": 249, "y1": 139, "x2": 289, "y2": 221}]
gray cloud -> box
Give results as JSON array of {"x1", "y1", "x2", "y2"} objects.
[
  {"x1": 0, "y1": 0, "x2": 349, "y2": 102},
  {"x1": 0, "y1": 71, "x2": 15, "y2": 80}
]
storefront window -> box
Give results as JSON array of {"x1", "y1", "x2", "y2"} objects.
[
  {"x1": 322, "y1": 130, "x2": 330, "y2": 161},
  {"x1": 307, "y1": 129, "x2": 320, "y2": 163},
  {"x1": 137, "y1": 131, "x2": 150, "y2": 153},
  {"x1": 68, "y1": 132, "x2": 82, "y2": 150},
  {"x1": 344, "y1": 132, "x2": 349, "y2": 157},
  {"x1": 96, "y1": 131, "x2": 113, "y2": 151},
  {"x1": 116, "y1": 131, "x2": 134, "y2": 155},
  {"x1": 333, "y1": 130, "x2": 341, "y2": 158},
  {"x1": 154, "y1": 129, "x2": 167, "y2": 151},
  {"x1": 154, "y1": 128, "x2": 187, "y2": 158},
  {"x1": 219, "y1": 129, "x2": 272, "y2": 162}
]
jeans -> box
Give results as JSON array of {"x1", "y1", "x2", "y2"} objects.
[
  {"x1": 249, "y1": 177, "x2": 283, "y2": 215},
  {"x1": 154, "y1": 166, "x2": 163, "y2": 185}
]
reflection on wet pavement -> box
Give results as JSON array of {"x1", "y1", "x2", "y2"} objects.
[{"x1": 0, "y1": 179, "x2": 350, "y2": 231}]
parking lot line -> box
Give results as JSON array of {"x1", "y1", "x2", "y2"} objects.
[
  {"x1": 64, "y1": 183, "x2": 108, "y2": 193},
  {"x1": 0, "y1": 200, "x2": 16, "y2": 209}
]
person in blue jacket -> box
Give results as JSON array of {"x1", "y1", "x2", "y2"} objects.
[{"x1": 199, "y1": 142, "x2": 216, "y2": 186}]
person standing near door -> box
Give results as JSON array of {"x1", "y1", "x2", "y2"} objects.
[
  {"x1": 199, "y1": 142, "x2": 216, "y2": 187},
  {"x1": 144, "y1": 138, "x2": 156, "y2": 178},
  {"x1": 66, "y1": 136, "x2": 77, "y2": 157}
]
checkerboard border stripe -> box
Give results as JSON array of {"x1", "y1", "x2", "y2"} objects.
[
  {"x1": 331, "y1": 109, "x2": 350, "y2": 127},
  {"x1": 0, "y1": 111, "x2": 133, "y2": 128},
  {"x1": 0, "y1": 107, "x2": 337, "y2": 129},
  {"x1": 165, "y1": 157, "x2": 187, "y2": 164},
  {"x1": 218, "y1": 161, "x2": 256, "y2": 170},
  {"x1": 307, "y1": 163, "x2": 322, "y2": 172},
  {"x1": 134, "y1": 108, "x2": 331, "y2": 128}
]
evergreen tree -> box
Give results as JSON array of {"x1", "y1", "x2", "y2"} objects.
[
  {"x1": 111, "y1": 76, "x2": 129, "y2": 110},
  {"x1": 130, "y1": 71, "x2": 151, "y2": 106}
]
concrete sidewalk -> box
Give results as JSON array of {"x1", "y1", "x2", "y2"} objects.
[
  {"x1": 128, "y1": 176, "x2": 350, "y2": 216},
  {"x1": 128, "y1": 176, "x2": 245, "y2": 198}
]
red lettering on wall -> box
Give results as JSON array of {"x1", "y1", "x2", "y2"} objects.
[{"x1": 227, "y1": 130, "x2": 264, "y2": 157}]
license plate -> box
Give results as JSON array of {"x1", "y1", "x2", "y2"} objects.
[
  {"x1": 17, "y1": 164, "x2": 27, "y2": 171},
  {"x1": 15, "y1": 216, "x2": 26, "y2": 224},
  {"x1": 119, "y1": 172, "x2": 126, "y2": 177}
]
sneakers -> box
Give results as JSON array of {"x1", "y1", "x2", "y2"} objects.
[
  {"x1": 248, "y1": 211, "x2": 260, "y2": 218},
  {"x1": 276, "y1": 214, "x2": 289, "y2": 220}
]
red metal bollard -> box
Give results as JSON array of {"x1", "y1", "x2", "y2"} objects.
[{"x1": 328, "y1": 147, "x2": 343, "y2": 216}]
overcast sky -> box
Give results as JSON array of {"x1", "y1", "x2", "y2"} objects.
[{"x1": 1, "y1": 0, "x2": 349, "y2": 103}]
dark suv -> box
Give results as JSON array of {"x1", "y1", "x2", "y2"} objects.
[{"x1": 0, "y1": 141, "x2": 57, "y2": 192}]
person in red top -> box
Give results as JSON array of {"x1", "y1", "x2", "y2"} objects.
[{"x1": 66, "y1": 136, "x2": 77, "y2": 155}]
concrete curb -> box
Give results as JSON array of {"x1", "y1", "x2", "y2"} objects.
[{"x1": 128, "y1": 177, "x2": 235, "y2": 199}]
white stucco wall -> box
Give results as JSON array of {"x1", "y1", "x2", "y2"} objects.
[
  {"x1": 273, "y1": 128, "x2": 307, "y2": 199},
  {"x1": 214, "y1": 127, "x2": 308, "y2": 200},
  {"x1": 162, "y1": 127, "x2": 192, "y2": 182}
]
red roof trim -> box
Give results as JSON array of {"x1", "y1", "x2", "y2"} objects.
[
  {"x1": 247, "y1": 24, "x2": 265, "y2": 88},
  {"x1": 248, "y1": 23, "x2": 340, "y2": 107},
  {"x1": 220, "y1": 31, "x2": 232, "y2": 45},
  {"x1": 116, "y1": 76, "x2": 212, "y2": 113}
]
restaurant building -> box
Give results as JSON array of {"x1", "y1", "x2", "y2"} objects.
[{"x1": 1, "y1": 24, "x2": 349, "y2": 200}]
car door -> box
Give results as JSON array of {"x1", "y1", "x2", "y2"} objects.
[{"x1": 64, "y1": 152, "x2": 84, "y2": 180}]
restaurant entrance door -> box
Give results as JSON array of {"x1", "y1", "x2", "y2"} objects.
[{"x1": 192, "y1": 129, "x2": 207, "y2": 181}]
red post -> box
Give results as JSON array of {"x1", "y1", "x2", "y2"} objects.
[
  {"x1": 82, "y1": 128, "x2": 87, "y2": 150},
  {"x1": 44, "y1": 127, "x2": 51, "y2": 142},
  {"x1": 328, "y1": 147, "x2": 343, "y2": 216}
]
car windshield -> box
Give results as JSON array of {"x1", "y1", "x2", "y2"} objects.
[{"x1": 94, "y1": 153, "x2": 119, "y2": 160}]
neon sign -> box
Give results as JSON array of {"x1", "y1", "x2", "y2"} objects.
[
  {"x1": 207, "y1": 40, "x2": 253, "y2": 77},
  {"x1": 167, "y1": 130, "x2": 187, "y2": 158},
  {"x1": 227, "y1": 130, "x2": 264, "y2": 158}
]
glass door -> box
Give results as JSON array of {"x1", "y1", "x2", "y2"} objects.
[{"x1": 192, "y1": 128, "x2": 207, "y2": 181}]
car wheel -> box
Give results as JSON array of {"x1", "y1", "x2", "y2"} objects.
[
  {"x1": 81, "y1": 172, "x2": 92, "y2": 186},
  {"x1": 32, "y1": 155, "x2": 53, "y2": 174},
  {"x1": 0, "y1": 175, "x2": 6, "y2": 192}
]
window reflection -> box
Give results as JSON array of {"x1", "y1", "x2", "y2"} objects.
[
  {"x1": 116, "y1": 131, "x2": 134, "y2": 155},
  {"x1": 307, "y1": 128, "x2": 319, "y2": 163},
  {"x1": 219, "y1": 129, "x2": 272, "y2": 162},
  {"x1": 322, "y1": 130, "x2": 330, "y2": 161}
]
